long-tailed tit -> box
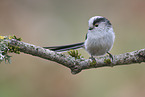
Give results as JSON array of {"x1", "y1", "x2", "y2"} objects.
[{"x1": 44, "y1": 16, "x2": 115, "y2": 60}]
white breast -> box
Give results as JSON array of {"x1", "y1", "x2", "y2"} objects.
[{"x1": 84, "y1": 27, "x2": 115, "y2": 56}]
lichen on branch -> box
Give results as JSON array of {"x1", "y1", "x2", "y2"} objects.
[
  {"x1": 1, "y1": 35, "x2": 145, "y2": 74},
  {"x1": 0, "y1": 35, "x2": 22, "y2": 63}
]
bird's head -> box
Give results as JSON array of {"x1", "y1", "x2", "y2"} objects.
[{"x1": 88, "y1": 16, "x2": 112, "y2": 33}]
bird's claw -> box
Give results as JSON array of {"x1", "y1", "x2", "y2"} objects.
[
  {"x1": 89, "y1": 56, "x2": 96, "y2": 61},
  {"x1": 107, "y1": 52, "x2": 114, "y2": 67}
]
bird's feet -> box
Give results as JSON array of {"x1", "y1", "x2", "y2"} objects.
[
  {"x1": 107, "y1": 52, "x2": 114, "y2": 67},
  {"x1": 107, "y1": 52, "x2": 113, "y2": 61},
  {"x1": 89, "y1": 56, "x2": 97, "y2": 66},
  {"x1": 89, "y1": 55, "x2": 96, "y2": 61}
]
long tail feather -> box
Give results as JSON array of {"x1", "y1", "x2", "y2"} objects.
[{"x1": 43, "y1": 42, "x2": 84, "y2": 52}]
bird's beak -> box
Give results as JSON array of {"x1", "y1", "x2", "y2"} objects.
[{"x1": 89, "y1": 27, "x2": 93, "y2": 30}]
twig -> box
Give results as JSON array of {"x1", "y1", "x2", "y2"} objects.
[{"x1": 9, "y1": 39, "x2": 145, "y2": 74}]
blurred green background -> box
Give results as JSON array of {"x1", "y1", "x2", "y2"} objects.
[{"x1": 0, "y1": 0, "x2": 145, "y2": 97}]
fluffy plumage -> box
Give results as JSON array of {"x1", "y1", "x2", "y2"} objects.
[{"x1": 44, "y1": 16, "x2": 115, "y2": 57}]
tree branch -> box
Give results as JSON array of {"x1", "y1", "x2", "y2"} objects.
[{"x1": 8, "y1": 39, "x2": 145, "y2": 74}]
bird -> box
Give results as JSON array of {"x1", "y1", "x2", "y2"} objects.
[{"x1": 44, "y1": 16, "x2": 115, "y2": 60}]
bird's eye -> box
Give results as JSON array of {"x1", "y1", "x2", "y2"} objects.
[{"x1": 95, "y1": 24, "x2": 98, "y2": 27}]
